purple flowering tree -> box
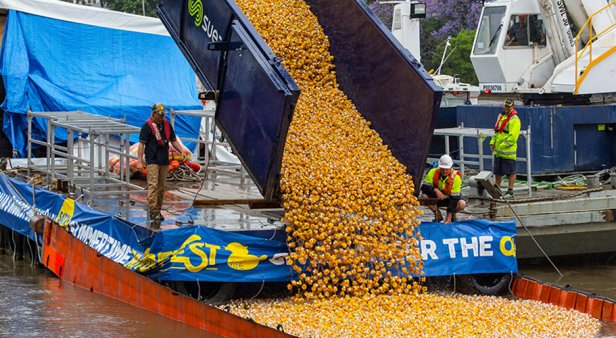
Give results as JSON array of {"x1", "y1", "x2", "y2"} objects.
[
  {"x1": 424, "y1": 0, "x2": 482, "y2": 40},
  {"x1": 367, "y1": 1, "x2": 396, "y2": 28},
  {"x1": 366, "y1": 0, "x2": 481, "y2": 38},
  {"x1": 365, "y1": 0, "x2": 483, "y2": 81}
]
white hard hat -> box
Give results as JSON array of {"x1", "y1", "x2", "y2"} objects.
[{"x1": 438, "y1": 154, "x2": 453, "y2": 169}]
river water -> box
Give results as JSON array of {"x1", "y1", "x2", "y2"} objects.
[
  {"x1": 1, "y1": 253, "x2": 615, "y2": 337},
  {"x1": 0, "y1": 255, "x2": 214, "y2": 337},
  {"x1": 519, "y1": 255, "x2": 616, "y2": 337},
  {"x1": 519, "y1": 254, "x2": 616, "y2": 300}
]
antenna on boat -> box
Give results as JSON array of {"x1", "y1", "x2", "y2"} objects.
[{"x1": 436, "y1": 36, "x2": 457, "y2": 75}]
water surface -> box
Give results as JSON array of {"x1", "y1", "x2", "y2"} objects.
[{"x1": 0, "y1": 255, "x2": 216, "y2": 337}]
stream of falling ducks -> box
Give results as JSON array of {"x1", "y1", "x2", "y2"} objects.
[
  {"x1": 226, "y1": 2, "x2": 601, "y2": 337},
  {"x1": 235, "y1": 0, "x2": 423, "y2": 300}
]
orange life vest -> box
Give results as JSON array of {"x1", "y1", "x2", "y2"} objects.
[
  {"x1": 433, "y1": 169, "x2": 461, "y2": 195},
  {"x1": 494, "y1": 109, "x2": 517, "y2": 133}
]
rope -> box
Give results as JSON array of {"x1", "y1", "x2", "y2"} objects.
[
  {"x1": 25, "y1": 236, "x2": 33, "y2": 266},
  {"x1": 555, "y1": 185, "x2": 587, "y2": 191},
  {"x1": 249, "y1": 280, "x2": 266, "y2": 301},
  {"x1": 469, "y1": 187, "x2": 603, "y2": 204},
  {"x1": 34, "y1": 230, "x2": 43, "y2": 265},
  {"x1": 507, "y1": 271, "x2": 515, "y2": 296},
  {"x1": 161, "y1": 133, "x2": 215, "y2": 217},
  {"x1": 0, "y1": 172, "x2": 36, "y2": 211},
  {"x1": 168, "y1": 163, "x2": 202, "y2": 182},
  {"x1": 268, "y1": 227, "x2": 279, "y2": 240},
  {"x1": 495, "y1": 189, "x2": 563, "y2": 277},
  {"x1": 555, "y1": 174, "x2": 587, "y2": 189},
  {"x1": 197, "y1": 280, "x2": 202, "y2": 301},
  {"x1": 596, "y1": 166, "x2": 616, "y2": 184},
  {"x1": 11, "y1": 230, "x2": 16, "y2": 262}
]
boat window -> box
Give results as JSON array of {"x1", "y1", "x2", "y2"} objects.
[
  {"x1": 529, "y1": 15, "x2": 546, "y2": 47},
  {"x1": 473, "y1": 6, "x2": 506, "y2": 55},
  {"x1": 504, "y1": 14, "x2": 546, "y2": 48}
]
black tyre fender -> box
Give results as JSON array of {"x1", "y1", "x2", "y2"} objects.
[
  {"x1": 202, "y1": 282, "x2": 237, "y2": 305},
  {"x1": 163, "y1": 281, "x2": 237, "y2": 304},
  {"x1": 458, "y1": 273, "x2": 513, "y2": 296}
]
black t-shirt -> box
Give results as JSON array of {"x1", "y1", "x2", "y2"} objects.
[{"x1": 139, "y1": 120, "x2": 176, "y2": 165}]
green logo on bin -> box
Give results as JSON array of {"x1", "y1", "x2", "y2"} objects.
[{"x1": 188, "y1": 0, "x2": 203, "y2": 27}]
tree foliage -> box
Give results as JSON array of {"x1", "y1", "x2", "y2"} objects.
[
  {"x1": 419, "y1": 17, "x2": 446, "y2": 72},
  {"x1": 430, "y1": 29, "x2": 478, "y2": 84},
  {"x1": 100, "y1": 0, "x2": 159, "y2": 17},
  {"x1": 424, "y1": 0, "x2": 482, "y2": 40},
  {"x1": 366, "y1": 0, "x2": 482, "y2": 84}
]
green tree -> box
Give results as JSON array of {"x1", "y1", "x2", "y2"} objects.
[
  {"x1": 420, "y1": 17, "x2": 445, "y2": 71},
  {"x1": 100, "y1": 0, "x2": 158, "y2": 17},
  {"x1": 429, "y1": 29, "x2": 477, "y2": 84}
]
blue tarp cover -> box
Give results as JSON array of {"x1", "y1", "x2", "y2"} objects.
[{"x1": 0, "y1": 10, "x2": 202, "y2": 155}]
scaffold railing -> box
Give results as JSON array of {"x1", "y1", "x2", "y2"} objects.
[
  {"x1": 429, "y1": 125, "x2": 532, "y2": 195},
  {"x1": 27, "y1": 110, "x2": 145, "y2": 205},
  {"x1": 170, "y1": 108, "x2": 250, "y2": 188}
]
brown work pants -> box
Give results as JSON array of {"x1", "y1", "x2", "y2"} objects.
[{"x1": 146, "y1": 164, "x2": 169, "y2": 217}]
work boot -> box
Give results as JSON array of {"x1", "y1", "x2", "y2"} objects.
[
  {"x1": 433, "y1": 208, "x2": 443, "y2": 222},
  {"x1": 502, "y1": 189, "x2": 514, "y2": 199}
]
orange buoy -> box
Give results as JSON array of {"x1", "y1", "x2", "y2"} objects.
[
  {"x1": 513, "y1": 275, "x2": 616, "y2": 322},
  {"x1": 537, "y1": 284, "x2": 554, "y2": 304},
  {"x1": 601, "y1": 300, "x2": 615, "y2": 322},
  {"x1": 586, "y1": 297, "x2": 604, "y2": 319},
  {"x1": 575, "y1": 293, "x2": 589, "y2": 313},
  {"x1": 184, "y1": 161, "x2": 202, "y2": 172}
]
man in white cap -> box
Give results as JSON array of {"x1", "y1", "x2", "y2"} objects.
[{"x1": 420, "y1": 154, "x2": 467, "y2": 224}]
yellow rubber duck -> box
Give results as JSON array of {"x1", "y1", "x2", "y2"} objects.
[{"x1": 225, "y1": 242, "x2": 267, "y2": 270}]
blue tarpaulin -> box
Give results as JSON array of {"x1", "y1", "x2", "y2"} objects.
[{"x1": 0, "y1": 9, "x2": 203, "y2": 156}]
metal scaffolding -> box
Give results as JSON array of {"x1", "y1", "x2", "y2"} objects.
[
  {"x1": 430, "y1": 126, "x2": 532, "y2": 194},
  {"x1": 27, "y1": 111, "x2": 145, "y2": 204},
  {"x1": 170, "y1": 108, "x2": 249, "y2": 187}
]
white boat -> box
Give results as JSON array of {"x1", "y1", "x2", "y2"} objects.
[{"x1": 432, "y1": 74, "x2": 480, "y2": 107}]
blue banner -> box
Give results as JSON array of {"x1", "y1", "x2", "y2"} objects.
[
  {"x1": 0, "y1": 175, "x2": 517, "y2": 282},
  {"x1": 419, "y1": 220, "x2": 517, "y2": 276},
  {"x1": 125, "y1": 226, "x2": 292, "y2": 282},
  {"x1": 0, "y1": 174, "x2": 150, "y2": 260}
]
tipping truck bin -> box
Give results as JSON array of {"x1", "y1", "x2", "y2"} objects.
[{"x1": 157, "y1": 0, "x2": 442, "y2": 202}]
